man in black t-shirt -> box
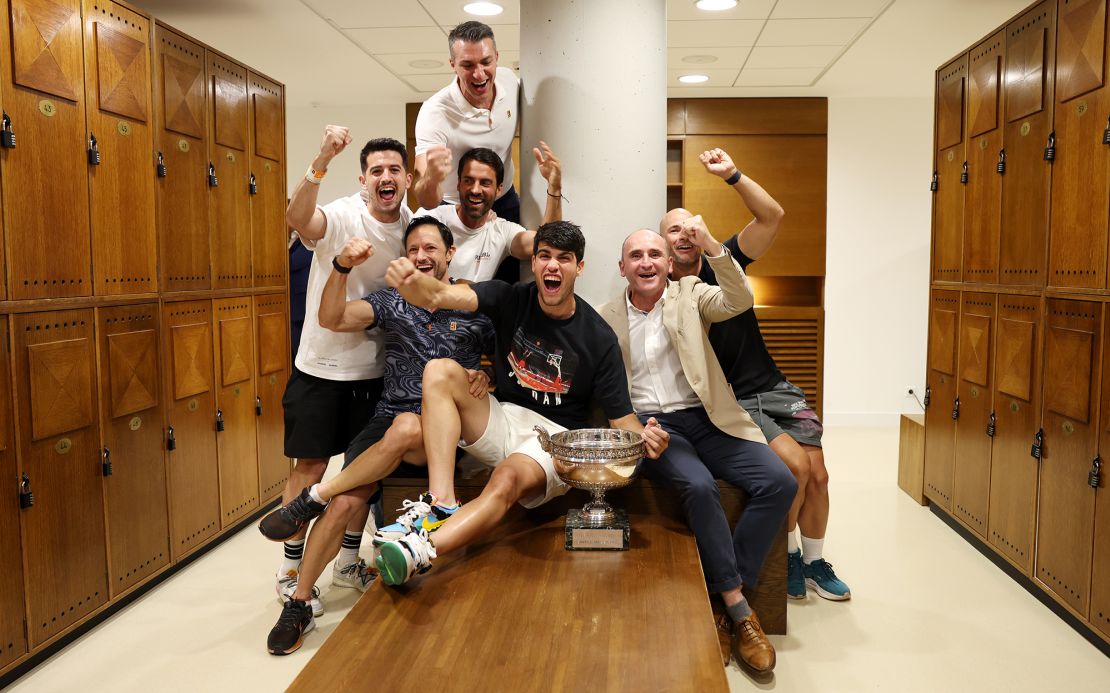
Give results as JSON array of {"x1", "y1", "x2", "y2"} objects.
[
  {"x1": 374, "y1": 221, "x2": 670, "y2": 585},
  {"x1": 663, "y1": 147, "x2": 852, "y2": 605}
]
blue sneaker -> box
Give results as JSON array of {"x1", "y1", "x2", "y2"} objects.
[
  {"x1": 803, "y1": 558, "x2": 851, "y2": 601},
  {"x1": 787, "y1": 550, "x2": 806, "y2": 600},
  {"x1": 372, "y1": 493, "x2": 459, "y2": 545}
]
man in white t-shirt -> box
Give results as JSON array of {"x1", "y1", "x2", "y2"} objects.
[
  {"x1": 418, "y1": 146, "x2": 562, "y2": 283},
  {"x1": 277, "y1": 125, "x2": 412, "y2": 613}
]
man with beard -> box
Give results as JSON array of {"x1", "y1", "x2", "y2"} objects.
[
  {"x1": 373, "y1": 221, "x2": 670, "y2": 585},
  {"x1": 277, "y1": 127, "x2": 411, "y2": 617},
  {"x1": 262, "y1": 218, "x2": 495, "y2": 655},
  {"x1": 598, "y1": 223, "x2": 795, "y2": 675}
]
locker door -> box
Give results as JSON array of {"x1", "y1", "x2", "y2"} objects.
[
  {"x1": 0, "y1": 0, "x2": 92, "y2": 299},
  {"x1": 933, "y1": 55, "x2": 967, "y2": 282},
  {"x1": 254, "y1": 294, "x2": 290, "y2": 501},
  {"x1": 208, "y1": 53, "x2": 251, "y2": 290},
  {"x1": 924, "y1": 289, "x2": 960, "y2": 509},
  {"x1": 162, "y1": 300, "x2": 219, "y2": 560},
  {"x1": 1048, "y1": 0, "x2": 1110, "y2": 289},
  {"x1": 1091, "y1": 314, "x2": 1110, "y2": 639},
  {"x1": 249, "y1": 72, "x2": 286, "y2": 289},
  {"x1": 987, "y1": 294, "x2": 1043, "y2": 575},
  {"x1": 952, "y1": 292, "x2": 995, "y2": 537},
  {"x1": 963, "y1": 34, "x2": 1003, "y2": 285},
  {"x1": 83, "y1": 0, "x2": 155, "y2": 296},
  {"x1": 12, "y1": 309, "x2": 106, "y2": 647},
  {"x1": 0, "y1": 317, "x2": 27, "y2": 667},
  {"x1": 1036, "y1": 299, "x2": 1101, "y2": 615},
  {"x1": 96, "y1": 304, "x2": 168, "y2": 598},
  {"x1": 154, "y1": 24, "x2": 210, "y2": 292},
  {"x1": 1000, "y1": 1, "x2": 1055, "y2": 287},
  {"x1": 213, "y1": 297, "x2": 258, "y2": 526}
]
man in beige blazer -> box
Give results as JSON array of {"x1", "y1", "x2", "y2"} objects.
[{"x1": 599, "y1": 220, "x2": 796, "y2": 676}]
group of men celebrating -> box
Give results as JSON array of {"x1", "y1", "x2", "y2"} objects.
[{"x1": 260, "y1": 20, "x2": 851, "y2": 677}]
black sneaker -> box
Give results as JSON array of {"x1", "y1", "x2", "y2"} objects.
[
  {"x1": 267, "y1": 598, "x2": 315, "y2": 656},
  {"x1": 258, "y1": 488, "x2": 326, "y2": 541}
]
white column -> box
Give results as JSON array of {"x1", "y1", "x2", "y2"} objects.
[{"x1": 518, "y1": 0, "x2": 667, "y2": 305}]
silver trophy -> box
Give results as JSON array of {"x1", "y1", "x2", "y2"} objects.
[{"x1": 534, "y1": 425, "x2": 644, "y2": 550}]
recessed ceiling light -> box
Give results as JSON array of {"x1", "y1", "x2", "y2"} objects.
[
  {"x1": 695, "y1": 0, "x2": 737, "y2": 10},
  {"x1": 682, "y1": 54, "x2": 719, "y2": 64},
  {"x1": 464, "y1": 2, "x2": 503, "y2": 16},
  {"x1": 678, "y1": 74, "x2": 710, "y2": 84},
  {"x1": 409, "y1": 59, "x2": 444, "y2": 69}
]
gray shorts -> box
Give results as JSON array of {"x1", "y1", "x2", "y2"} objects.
[{"x1": 738, "y1": 380, "x2": 823, "y2": 448}]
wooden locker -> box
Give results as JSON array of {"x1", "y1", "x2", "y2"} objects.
[
  {"x1": 0, "y1": 317, "x2": 26, "y2": 667},
  {"x1": 12, "y1": 309, "x2": 107, "y2": 647},
  {"x1": 0, "y1": 0, "x2": 93, "y2": 300},
  {"x1": 924, "y1": 289, "x2": 961, "y2": 509},
  {"x1": 1000, "y1": 1, "x2": 1056, "y2": 287},
  {"x1": 153, "y1": 24, "x2": 210, "y2": 292},
  {"x1": 254, "y1": 294, "x2": 289, "y2": 501},
  {"x1": 248, "y1": 71, "x2": 286, "y2": 289},
  {"x1": 1036, "y1": 298, "x2": 1101, "y2": 616},
  {"x1": 213, "y1": 297, "x2": 257, "y2": 527},
  {"x1": 162, "y1": 299, "x2": 219, "y2": 560},
  {"x1": 96, "y1": 304, "x2": 169, "y2": 598},
  {"x1": 208, "y1": 52, "x2": 251, "y2": 290},
  {"x1": 933, "y1": 55, "x2": 967, "y2": 282},
  {"x1": 1048, "y1": 0, "x2": 1110, "y2": 289},
  {"x1": 83, "y1": 0, "x2": 156, "y2": 296},
  {"x1": 952, "y1": 292, "x2": 995, "y2": 537},
  {"x1": 1090, "y1": 311, "x2": 1110, "y2": 640},
  {"x1": 987, "y1": 293, "x2": 1043, "y2": 574},
  {"x1": 963, "y1": 34, "x2": 1004, "y2": 285}
]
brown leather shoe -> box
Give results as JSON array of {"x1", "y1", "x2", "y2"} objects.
[
  {"x1": 732, "y1": 610, "x2": 776, "y2": 674},
  {"x1": 709, "y1": 597, "x2": 732, "y2": 665}
]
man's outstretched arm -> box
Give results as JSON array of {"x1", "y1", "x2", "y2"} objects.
[{"x1": 698, "y1": 147, "x2": 784, "y2": 260}]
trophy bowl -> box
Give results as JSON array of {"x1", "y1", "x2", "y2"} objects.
[{"x1": 534, "y1": 425, "x2": 644, "y2": 527}]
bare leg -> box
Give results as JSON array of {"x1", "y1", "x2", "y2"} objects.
[
  {"x1": 421, "y1": 359, "x2": 491, "y2": 506},
  {"x1": 796, "y1": 446, "x2": 830, "y2": 539},
  {"x1": 282, "y1": 458, "x2": 327, "y2": 541},
  {"x1": 316, "y1": 414, "x2": 425, "y2": 501},
  {"x1": 767, "y1": 433, "x2": 810, "y2": 533}
]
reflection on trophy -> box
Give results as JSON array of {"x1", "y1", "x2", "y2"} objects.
[{"x1": 534, "y1": 425, "x2": 644, "y2": 550}]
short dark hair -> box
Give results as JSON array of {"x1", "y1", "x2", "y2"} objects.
[
  {"x1": 458, "y1": 147, "x2": 505, "y2": 186},
  {"x1": 360, "y1": 138, "x2": 408, "y2": 174},
  {"x1": 534, "y1": 221, "x2": 585, "y2": 262},
  {"x1": 405, "y1": 216, "x2": 453, "y2": 249},
  {"x1": 448, "y1": 21, "x2": 496, "y2": 56}
]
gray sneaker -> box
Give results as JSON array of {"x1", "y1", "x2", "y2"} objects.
[
  {"x1": 332, "y1": 558, "x2": 378, "y2": 592},
  {"x1": 276, "y1": 572, "x2": 323, "y2": 617}
]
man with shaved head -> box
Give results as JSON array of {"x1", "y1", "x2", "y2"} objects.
[{"x1": 599, "y1": 221, "x2": 795, "y2": 675}]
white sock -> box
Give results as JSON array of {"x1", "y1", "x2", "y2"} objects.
[
  {"x1": 308, "y1": 484, "x2": 325, "y2": 504},
  {"x1": 787, "y1": 530, "x2": 799, "y2": 554},
  {"x1": 801, "y1": 535, "x2": 824, "y2": 564},
  {"x1": 337, "y1": 531, "x2": 361, "y2": 568},
  {"x1": 280, "y1": 540, "x2": 304, "y2": 577}
]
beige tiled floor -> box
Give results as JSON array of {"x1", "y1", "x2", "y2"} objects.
[{"x1": 10, "y1": 427, "x2": 1110, "y2": 692}]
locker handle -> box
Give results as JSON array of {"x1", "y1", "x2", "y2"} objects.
[
  {"x1": 208, "y1": 162, "x2": 219, "y2": 187},
  {"x1": 102, "y1": 447, "x2": 113, "y2": 477},
  {"x1": 1, "y1": 111, "x2": 15, "y2": 149},
  {"x1": 996, "y1": 149, "x2": 1005, "y2": 175},
  {"x1": 216, "y1": 409, "x2": 225, "y2": 432},
  {"x1": 960, "y1": 161, "x2": 968, "y2": 185},
  {"x1": 167, "y1": 425, "x2": 177, "y2": 451},
  {"x1": 19, "y1": 473, "x2": 33, "y2": 509},
  {"x1": 1044, "y1": 131, "x2": 1055, "y2": 162},
  {"x1": 88, "y1": 134, "x2": 100, "y2": 166},
  {"x1": 157, "y1": 151, "x2": 167, "y2": 178}
]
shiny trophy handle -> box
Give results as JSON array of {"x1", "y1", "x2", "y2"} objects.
[{"x1": 534, "y1": 425, "x2": 551, "y2": 452}]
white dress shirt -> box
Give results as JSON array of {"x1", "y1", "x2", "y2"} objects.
[{"x1": 626, "y1": 291, "x2": 701, "y2": 413}]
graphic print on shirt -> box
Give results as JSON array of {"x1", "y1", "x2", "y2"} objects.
[{"x1": 507, "y1": 327, "x2": 577, "y2": 405}]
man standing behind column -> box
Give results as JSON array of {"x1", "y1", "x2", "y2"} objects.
[{"x1": 662, "y1": 147, "x2": 851, "y2": 602}]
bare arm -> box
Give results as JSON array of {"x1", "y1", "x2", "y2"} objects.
[
  {"x1": 413, "y1": 146, "x2": 452, "y2": 211},
  {"x1": 318, "y1": 238, "x2": 377, "y2": 332},
  {"x1": 609, "y1": 414, "x2": 669, "y2": 460},
  {"x1": 287, "y1": 125, "x2": 353, "y2": 242},
  {"x1": 698, "y1": 148, "x2": 784, "y2": 260},
  {"x1": 386, "y1": 257, "x2": 479, "y2": 312},
  {"x1": 510, "y1": 141, "x2": 563, "y2": 259}
]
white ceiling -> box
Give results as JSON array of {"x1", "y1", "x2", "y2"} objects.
[{"x1": 131, "y1": 0, "x2": 1034, "y2": 106}]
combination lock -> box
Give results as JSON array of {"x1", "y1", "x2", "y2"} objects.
[
  {"x1": 1089, "y1": 456, "x2": 1102, "y2": 489},
  {"x1": 1, "y1": 112, "x2": 15, "y2": 149},
  {"x1": 923, "y1": 385, "x2": 931, "y2": 408},
  {"x1": 1044, "y1": 131, "x2": 1056, "y2": 161},
  {"x1": 19, "y1": 474, "x2": 33, "y2": 509},
  {"x1": 951, "y1": 396, "x2": 960, "y2": 420},
  {"x1": 208, "y1": 162, "x2": 218, "y2": 187},
  {"x1": 960, "y1": 161, "x2": 968, "y2": 184},
  {"x1": 255, "y1": 396, "x2": 262, "y2": 416},
  {"x1": 102, "y1": 447, "x2": 113, "y2": 477},
  {"x1": 167, "y1": 425, "x2": 176, "y2": 451},
  {"x1": 249, "y1": 173, "x2": 258, "y2": 195},
  {"x1": 986, "y1": 411, "x2": 996, "y2": 438},
  {"x1": 88, "y1": 134, "x2": 101, "y2": 165},
  {"x1": 1103, "y1": 116, "x2": 1110, "y2": 145},
  {"x1": 1031, "y1": 428, "x2": 1044, "y2": 460},
  {"x1": 930, "y1": 170, "x2": 938, "y2": 192},
  {"x1": 216, "y1": 409, "x2": 225, "y2": 432},
  {"x1": 157, "y1": 151, "x2": 167, "y2": 178},
  {"x1": 996, "y1": 149, "x2": 1006, "y2": 175}
]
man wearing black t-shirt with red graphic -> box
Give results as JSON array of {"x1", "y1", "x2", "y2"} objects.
[
  {"x1": 374, "y1": 221, "x2": 670, "y2": 584},
  {"x1": 663, "y1": 148, "x2": 851, "y2": 605}
]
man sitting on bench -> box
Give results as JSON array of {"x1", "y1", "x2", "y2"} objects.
[
  {"x1": 598, "y1": 221, "x2": 795, "y2": 676},
  {"x1": 258, "y1": 217, "x2": 494, "y2": 656},
  {"x1": 373, "y1": 221, "x2": 670, "y2": 584}
]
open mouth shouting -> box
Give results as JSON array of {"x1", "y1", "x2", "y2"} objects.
[
  {"x1": 414, "y1": 259, "x2": 436, "y2": 275},
  {"x1": 541, "y1": 272, "x2": 563, "y2": 297},
  {"x1": 376, "y1": 183, "x2": 398, "y2": 205}
]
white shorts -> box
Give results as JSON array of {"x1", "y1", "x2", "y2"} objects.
[{"x1": 462, "y1": 395, "x2": 570, "y2": 508}]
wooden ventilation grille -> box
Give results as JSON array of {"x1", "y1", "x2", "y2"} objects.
[{"x1": 756, "y1": 308, "x2": 823, "y2": 417}]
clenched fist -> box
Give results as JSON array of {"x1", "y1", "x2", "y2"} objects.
[
  {"x1": 336, "y1": 237, "x2": 374, "y2": 270},
  {"x1": 424, "y1": 145, "x2": 453, "y2": 184},
  {"x1": 319, "y1": 124, "x2": 352, "y2": 164},
  {"x1": 698, "y1": 148, "x2": 738, "y2": 181}
]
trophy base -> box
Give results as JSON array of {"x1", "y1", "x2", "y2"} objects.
[{"x1": 564, "y1": 508, "x2": 629, "y2": 551}]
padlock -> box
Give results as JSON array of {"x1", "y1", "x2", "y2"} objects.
[
  {"x1": 1031, "y1": 428, "x2": 1044, "y2": 459},
  {"x1": 1089, "y1": 456, "x2": 1102, "y2": 489},
  {"x1": 986, "y1": 411, "x2": 996, "y2": 438},
  {"x1": 951, "y1": 396, "x2": 960, "y2": 420},
  {"x1": 167, "y1": 425, "x2": 176, "y2": 451},
  {"x1": 923, "y1": 385, "x2": 931, "y2": 408},
  {"x1": 216, "y1": 409, "x2": 225, "y2": 432},
  {"x1": 930, "y1": 170, "x2": 938, "y2": 192},
  {"x1": 88, "y1": 134, "x2": 100, "y2": 165},
  {"x1": 1, "y1": 112, "x2": 16, "y2": 149},
  {"x1": 996, "y1": 149, "x2": 1006, "y2": 175},
  {"x1": 960, "y1": 161, "x2": 968, "y2": 184},
  {"x1": 157, "y1": 151, "x2": 167, "y2": 178},
  {"x1": 1044, "y1": 131, "x2": 1056, "y2": 161},
  {"x1": 208, "y1": 162, "x2": 218, "y2": 187},
  {"x1": 1103, "y1": 116, "x2": 1110, "y2": 145},
  {"x1": 19, "y1": 474, "x2": 33, "y2": 509},
  {"x1": 102, "y1": 447, "x2": 113, "y2": 477},
  {"x1": 249, "y1": 172, "x2": 257, "y2": 195},
  {"x1": 255, "y1": 396, "x2": 262, "y2": 417}
]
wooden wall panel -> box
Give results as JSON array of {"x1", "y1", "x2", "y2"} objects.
[
  {"x1": 953, "y1": 293, "x2": 995, "y2": 537},
  {"x1": 208, "y1": 53, "x2": 251, "y2": 290},
  {"x1": 1037, "y1": 298, "x2": 1101, "y2": 616},
  {"x1": 213, "y1": 298, "x2": 257, "y2": 527},
  {"x1": 1001, "y1": 1, "x2": 1056, "y2": 287},
  {"x1": 925, "y1": 290, "x2": 961, "y2": 509},
  {"x1": 0, "y1": 318, "x2": 26, "y2": 667},
  {"x1": 0, "y1": 0, "x2": 92, "y2": 300},
  {"x1": 963, "y1": 34, "x2": 1004, "y2": 285},
  {"x1": 83, "y1": 0, "x2": 156, "y2": 296},
  {"x1": 162, "y1": 300, "x2": 219, "y2": 560},
  {"x1": 683, "y1": 98, "x2": 827, "y2": 135},
  {"x1": 12, "y1": 310, "x2": 107, "y2": 648},
  {"x1": 937, "y1": 55, "x2": 968, "y2": 150},
  {"x1": 248, "y1": 72, "x2": 285, "y2": 289},
  {"x1": 96, "y1": 304, "x2": 169, "y2": 598},
  {"x1": 754, "y1": 306, "x2": 822, "y2": 418},
  {"x1": 933, "y1": 55, "x2": 967, "y2": 283},
  {"x1": 254, "y1": 295, "x2": 289, "y2": 501}
]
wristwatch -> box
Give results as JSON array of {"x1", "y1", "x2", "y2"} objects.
[{"x1": 332, "y1": 256, "x2": 352, "y2": 274}]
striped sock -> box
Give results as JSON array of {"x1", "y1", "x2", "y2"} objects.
[
  {"x1": 337, "y1": 531, "x2": 362, "y2": 567},
  {"x1": 280, "y1": 540, "x2": 304, "y2": 576}
]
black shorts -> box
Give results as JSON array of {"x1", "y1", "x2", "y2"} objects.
[
  {"x1": 343, "y1": 414, "x2": 395, "y2": 469},
  {"x1": 282, "y1": 366, "x2": 383, "y2": 459}
]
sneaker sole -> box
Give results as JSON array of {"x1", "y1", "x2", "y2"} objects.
[
  {"x1": 805, "y1": 578, "x2": 851, "y2": 601},
  {"x1": 787, "y1": 591, "x2": 807, "y2": 601},
  {"x1": 258, "y1": 522, "x2": 301, "y2": 543},
  {"x1": 268, "y1": 618, "x2": 315, "y2": 656},
  {"x1": 375, "y1": 545, "x2": 408, "y2": 586}
]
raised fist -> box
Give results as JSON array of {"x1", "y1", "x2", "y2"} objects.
[
  {"x1": 337, "y1": 237, "x2": 374, "y2": 270},
  {"x1": 385, "y1": 256, "x2": 419, "y2": 288},
  {"x1": 425, "y1": 146, "x2": 453, "y2": 183},
  {"x1": 698, "y1": 148, "x2": 738, "y2": 181},
  {"x1": 319, "y1": 124, "x2": 352, "y2": 163}
]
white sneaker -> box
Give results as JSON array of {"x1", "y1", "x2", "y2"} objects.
[
  {"x1": 375, "y1": 529, "x2": 437, "y2": 586},
  {"x1": 276, "y1": 572, "x2": 323, "y2": 617},
  {"x1": 332, "y1": 558, "x2": 378, "y2": 592}
]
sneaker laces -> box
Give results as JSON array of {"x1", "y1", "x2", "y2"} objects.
[
  {"x1": 402, "y1": 529, "x2": 437, "y2": 566},
  {"x1": 283, "y1": 578, "x2": 320, "y2": 601},
  {"x1": 284, "y1": 494, "x2": 322, "y2": 524},
  {"x1": 392, "y1": 496, "x2": 434, "y2": 531},
  {"x1": 811, "y1": 559, "x2": 837, "y2": 580},
  {"x1": 276, "y1": 599, "x2": 310, "y2": 628},
  {"x1": 337, "y1": 560, "x2": 366, "y2": 578}
]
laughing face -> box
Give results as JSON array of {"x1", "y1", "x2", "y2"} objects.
[
  {"x1": 660, "y1": 208, "x2": 699, "y2": 273},
  {"x1": 405, "y1": 225, "x2": 454, "y2": 282},
  {"x1": 360, "y1": 150, "x2": 411, "y2": 222},
  {"x1": 450, "y1": 38, "x2": 499, "y2": 109},
  {"x1": 457, "y1": 160, "x2": 500, "y2": 226},
  {"x1": 531, "y1": 241, "x2": 582, "y2": 317},
  {"x1": 620, "y1": 230, "x2": 672, "y2": 301}
]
